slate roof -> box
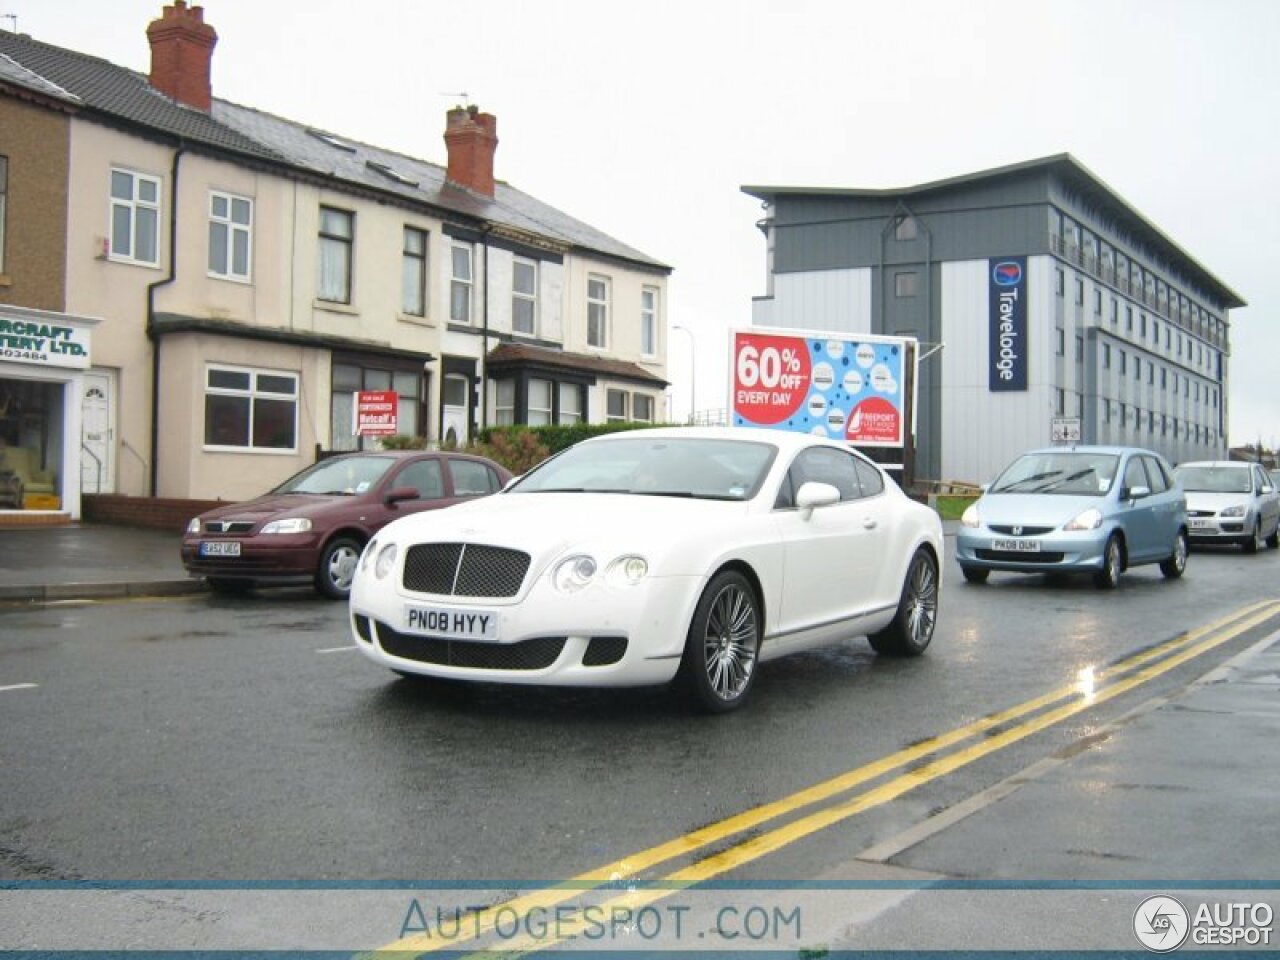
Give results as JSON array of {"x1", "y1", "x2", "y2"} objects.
[
  {"x1": 487, "y1": 342, "x2": 668, "y2": 388},
  {"x1": 0, "y1": 28, "x2": 670, "y2": 273}
]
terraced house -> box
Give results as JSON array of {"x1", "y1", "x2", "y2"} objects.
[{"x1": 0, "y1": 2, "x2": 670, "y2": 517}]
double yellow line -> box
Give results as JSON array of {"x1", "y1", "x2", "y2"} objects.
[{"x1": 371, "y1": 599, "x2": 1280, "y2": 958}]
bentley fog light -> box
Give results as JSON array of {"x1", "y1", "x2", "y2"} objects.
[
  {"x1": 375, "y1": 543, "x2": 398, "y2": 580},
  {"x1": 260, "y1": 517, "x2": 313, "y2": 535},
  {"x1": 1064, "y1": 508, "x2": 1103, "y2": 531},
  {"x1": 553, "y1": 554, "x2": 597, "y2": 593}
]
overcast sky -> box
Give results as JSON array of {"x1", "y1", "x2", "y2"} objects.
[{"x1": 15, "y1": 0, "x2": 1279, "y2": 451}]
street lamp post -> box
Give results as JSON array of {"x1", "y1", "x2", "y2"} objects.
[{"x1": 671, "y1": 324, "x2": 696, "y2": 424}]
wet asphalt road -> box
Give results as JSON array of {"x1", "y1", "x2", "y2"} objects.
[{"x1": 1, "y1": 538, "x2": 1278, "y2": 887}]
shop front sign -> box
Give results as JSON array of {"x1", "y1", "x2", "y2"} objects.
[{"x1": 0, "y1": 317, "x2": 92, "y2": 370}]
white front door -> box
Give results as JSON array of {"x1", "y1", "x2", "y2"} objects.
[
  {"x1": 442, "y1": 374, "x2": 470, "y2": 447},
  {"x1": 80, "y1": 370, "x2": 114, "y2": 494}
]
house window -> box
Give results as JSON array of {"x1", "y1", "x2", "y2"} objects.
[
  {"x1": 204, "y1": 366, "x2": 298, "y2": 451},
  {"x1": 588, "y1": 274, "x2": 610, "y2": 349},
  {"x1": 317, "y1": 206, "x2": 353, "y2": 303},
  {"x1": 110, "y1": 168, "x2": 161, "y2": 265},
  {"x1": 558, "y1": 383, "x2": 582, "y2": 424},
  {"x1": 208, "y1": 191, "x2": 252, "y2": 281},
  {"x1": 512, "y1": 257, "x2": 537, "y2": 335},
  {"x1": 527, "y1": 378, "x2": 553, "y2": 425},
  {"x1": 0, "y1": 156, "x2": 7, "y2": 272},
  {"x1": 450, "y1": 242, "x2": 473, "y2": 323},
  {"x1": 494, "y1": 380, "x2": 515, "y2": 426},
  {"x1": 641, "y1": 286, "x2": 658, "y2": 356},
  {"x1": 894, "y1": 215, "x2": 917, "y2": 241},
  {"x1": 895, "y1": 271, "x2": 918, "y2": 298},
  {"x1": 633, "y1": 394, "x2": 655, "y2": 423},
  {"x1": 402, "y1": 227, "x2": 428, "y2": 317},
  {"x1": 330, "y1": 363, "x2": 423, "y2": 451},
  {"x1": 606, "y1": 388, "x2": 628, "y2": 422}
]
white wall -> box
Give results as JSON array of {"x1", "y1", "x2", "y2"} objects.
[
  {"x1": 940, "y1": 256, "x2": 1056, "y2": 485},
  {"x1": 749, "y1": 268, "x2": 873, "y2": 333}
]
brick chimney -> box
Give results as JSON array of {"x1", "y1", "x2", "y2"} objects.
[
  {"x1": 444, "y1": 106, "x2": 498, "y2": 197},
  {"x1": 146, "y1": 1, "x2": 217, "y2": 112}
]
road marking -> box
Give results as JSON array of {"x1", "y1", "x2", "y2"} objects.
[
  {"x1": 856, "y1": 626, "x2": 1280, "y2": 864},
  {"x1": 316, "y1": 645, "x2": 358, "y2": 654},
  {"x1": 369, "y1": 599, "x2": 1280, "y2": 957},
  {"x1": 0, "y1": 683, "x2": 38, "y2": 693}
]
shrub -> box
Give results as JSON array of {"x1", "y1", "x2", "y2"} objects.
[
  {"x1": 378, "y1": 434, "x2": 428, "y2": 450},
  {"x1": 466, "y1": 428, "x2": 552, "y2": 475}
]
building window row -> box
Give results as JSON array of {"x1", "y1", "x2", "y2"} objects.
[
  {"x1": 1049, "y1": 205, "x2": 1226, "y2": 349},
  {"x1": 1059, "y1": 267, "x2": 1219, "y2": 376}
]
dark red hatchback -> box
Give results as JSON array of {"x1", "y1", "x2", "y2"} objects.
[{"x1": 181, "y1": 451, "x2": 512, "y2": 599}]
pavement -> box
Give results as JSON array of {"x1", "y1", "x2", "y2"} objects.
[{"x1": 0, "y1": 522, "x2": 203, "y2": 603}]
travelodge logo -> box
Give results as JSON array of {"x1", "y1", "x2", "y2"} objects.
[{"x1": 992, "y1": 261, "x2": 1023, "y2": 286}]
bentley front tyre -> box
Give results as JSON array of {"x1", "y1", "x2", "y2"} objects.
[
  {"x1": 678, "y1": 570, "x2": 761, "y2": 713},
  {"x1": 870, "y1": 549, "x2": 938, "y2": 657}
]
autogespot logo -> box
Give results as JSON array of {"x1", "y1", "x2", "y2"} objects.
[
  {"x1": 1134, "y1": 895, "x2": 1190, "y2": 952},
  {"x1": 992, "y1": 261, "x2": 1023, "y2": 286}
]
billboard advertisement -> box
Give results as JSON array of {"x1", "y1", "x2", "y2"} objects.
[
  {"x1": 730, "y1": 328, "x2": 912, "y2": 448},
  {"x1": 988, "y1": 255, "x2": 1027, "y2": 391}
]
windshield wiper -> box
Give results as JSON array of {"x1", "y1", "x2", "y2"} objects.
[
  {"x1": 1034, "y1": 468, "x2": 1096, "y2": 493},
  {"x1": 992, "y1": 470, "x2": 1062, "y2": 493}
]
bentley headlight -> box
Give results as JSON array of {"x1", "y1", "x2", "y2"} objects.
[
  {"x1": 375, "y1": 543, "x2": 398, "y2": 580},
  {"x1": 607, "y1": 555, "x2": 649, "y2": 586},
  {"x1": 1220, "y1": 505, "x2": 1247, "y2": 518},
  {"x1": 1064, "y1": 508, "x2": 1103, "y2": 531},
  {"x1": 187, "y1": 517, "x2": 201, "y2": 534},
  {"x1": 960, "y1": 504, "x2": 980, "y2": 528},
  {"x1": 261, "y1": 517, "x2": 313, "y2": 535},
  {"x1": 553, "y1": 554, "x2": 598, "y2": 593}
]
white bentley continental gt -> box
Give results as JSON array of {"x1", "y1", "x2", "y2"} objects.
[{"x1": 349, "y1": 428, "x2": 943, "y2": 712}]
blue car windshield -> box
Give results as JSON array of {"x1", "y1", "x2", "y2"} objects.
[
  {"x1": 509, "y1": 437, "x2": 778, "y2": 501},
  {"x1": 990, "y1": 452, "x2": 1120, "y2": 496},
  {"x1": 1175, "y1": 466, "x2": 1251, "y2": 494}
]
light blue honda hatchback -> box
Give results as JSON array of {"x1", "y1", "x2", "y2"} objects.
[{"x1": 956, "y1": 445, "x2": 1188, "y2": 588}]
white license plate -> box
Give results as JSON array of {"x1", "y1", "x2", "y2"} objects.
[
  {"x1": 404, "y1": 604, "x2": 499, "y2": 642},
  {"x1": 199, "y1": 541, "x2": 241, "y2": 557},
  {"x1": 1188, "y1": 518, "x2": 1212, "y2": 530},
  {"x1": 991, "y1": 538, "x2": 1041, "y2": 553}
]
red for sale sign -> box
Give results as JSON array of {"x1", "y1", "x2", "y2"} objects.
[{"x1": 355, "y1": 390, "x2": 398, "y2": 436}]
